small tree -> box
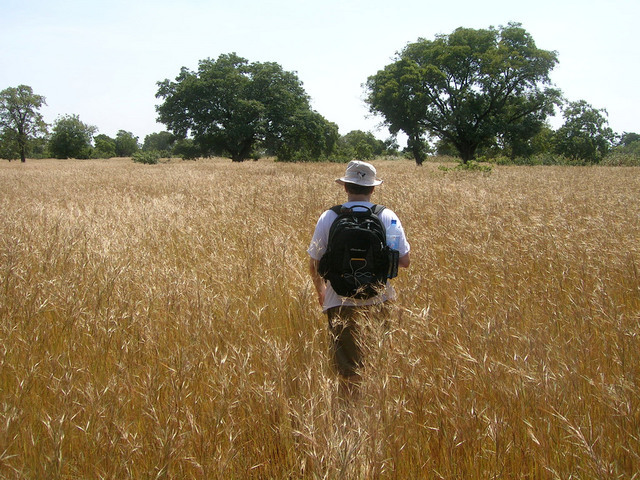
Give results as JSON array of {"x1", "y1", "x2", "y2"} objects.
[
  {"x1": 48, "y1": 114, "x2": 97, "y2": 159},
  {"x1": 274, "y1": 110, "x2": 339, "y2": 162},
  {"x1": 619, "y1": 132, "x2": 640, "y2": 147},
  {"x1": 553, "y1": 100, "x2": 615, "y2": 163},
  {"x1": 115, "y1": 130, "x2": 139, "y2": 157},
  {"x1": 0, "y1": 85, "x2": 48, "y2": 162},
  {"x1": 143, "y1": 131, "x2": 176, "y2": 156},
  {"x1": 93, "y1": 134, "x2": 116, "y2": 158},
  {"x1": 335, "y1": 130, "x2": 387, "y2": 161}
]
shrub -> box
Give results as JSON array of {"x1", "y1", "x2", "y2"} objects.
[
  {"x1": 602, "y1": 141, "x2": 640, "y2": 166},
  {"x1": 438, "y1": 160, "x2": 492, "y2": 174},
  {"x1": 132, "y1": 150, "x2": 160, "y2": 164}
]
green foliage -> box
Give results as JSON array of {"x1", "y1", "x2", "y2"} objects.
[
  {"x1": 273, "y1": 109, "x2": 339, "y2": 162},
  {"x1": 618, "y1": 132, "x2": 640, "y2": 147},
  {"x1": 0, "y1": 128, "x2": 20, "y2": 160},
  {"x1": 92, "y1": 134, "x2": 116, "y2": 158},
  {"x1": 365, "y1": 23, "x2": 561, "y2": 165},
  {"x1": 602, "y1": 136, "x2": 640, "y2": 166},
  {"x1": 292, "y1": 130, "x2": 400, "y2": 163},
  {"x1": 333, "y1": 130, "x2": 388, "y2": 161},
  {"x1": 115, "y1": 130, "x2": 139, "y2": 157},
  {"x1": 172, "y1": 138, "x2": 200, "y2": 160},
  {"x1": 132, "y1": 150, "x2": 161, "y2": 164},
  {"x1": 438, "y1": 160, "x2": 493, "y2": 174},
  {"x1": 435, "y1": 138, "x2": 459, "y2": 157},
  {"x1": 0, "y1": 85, "x2": 48, "y2": 162},
  {"x1": 48, "y1": 114, "x2": 97, "y2": 159},
  {"x1": 553, "y1": 100, "x2": 615, "y2": 163},
  {"x1": 157, "y1": 53, "x2": 333, "y2": 162},
  {"x1": 487, "y1": 153, "x2": 570, "y2": 166},
  {"x1": 143, "y1": 131, "x2": 176, "y2": 157}
]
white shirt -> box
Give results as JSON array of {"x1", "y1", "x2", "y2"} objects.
[{"x1": 308, "y1": 201, "x2": 410, "y2": 312}]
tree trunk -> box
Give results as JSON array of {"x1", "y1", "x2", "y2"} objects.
[
  {"x1": 230, "y1": 139, "x2": 253, "y2": 162},
  {"x1": 456, "y1": 142, "x2": 478, "y2": 164},
  {"x1": 18, "y1": 129, "x2": 27, "y2": 162},
  {"x1": 408, "y1": 134, "x2": 425, "y2": 166}
]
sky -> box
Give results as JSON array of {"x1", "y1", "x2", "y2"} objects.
[{"x1": 2, "y1": 0, "x2": 639, "y2": 144}]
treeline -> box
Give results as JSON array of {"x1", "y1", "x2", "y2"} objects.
[
  {"x1": 0, "y1": 120, "x2": 398, "y2": 165},
  {"x1": 0, "y1": 84, "x2": 398, "y2": 164},
  {"x1": 1, "y1": 23, "x2": 639, "y2": 165}
]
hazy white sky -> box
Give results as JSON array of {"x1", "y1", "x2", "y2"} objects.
[{"x1": 2, "y1": 0, "x2": 638, "y2": 142}]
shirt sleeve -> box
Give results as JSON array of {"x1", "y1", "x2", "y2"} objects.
[{"x1": 307, "y1": 209, "x2": 336, "y2": 260}]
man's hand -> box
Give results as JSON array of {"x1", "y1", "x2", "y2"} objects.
[{"x1": 308, "y1": 257, "x2": 326, "y2": 308}]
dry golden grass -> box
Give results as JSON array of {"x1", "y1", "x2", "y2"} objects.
[{"x1": 0, "y1": 157, "x2": 639, "y2": 479}]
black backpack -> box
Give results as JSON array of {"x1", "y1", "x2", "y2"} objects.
[{"x1": 318, "y1": 204, "x2": 399, "y2": 299}]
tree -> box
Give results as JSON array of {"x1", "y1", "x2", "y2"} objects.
[
  {"x1": 143, "y1": 131, "x2": 176, "y2": 155},
  {"x1": 156, "y1": 53, "x2": 334, "y2": 162},
  {"x1": 93, "y1": 134, "x2": 116, "y2": 158},
  {"x1": 619, "y1": 132, "x2": 640, "y2": 147},
  {"x1": 275, "y1": 109, "x2": 339, "y2": 162},
  {"x1": 335, "y1": 130, "x2": 388, "y2": 161},
  {"x1": 48, "y1": 114, "x2": 96, "y2": 159},
  {"x1": 114, "y1": 130, "x2": 139, "y2": 157},
  {"x1": 365, "y1": 23, "x2": 561, "y2": 164},
  {"x1": 0, "y1": 85, "x2": 47, "y2": 162},
  {"x1": 553, "y1": 100, "x2": 615, "y2": 163}
]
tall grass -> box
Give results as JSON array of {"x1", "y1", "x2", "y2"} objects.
[{"x1": 1, "y1": 158, "x2": 638, "y2": 479}]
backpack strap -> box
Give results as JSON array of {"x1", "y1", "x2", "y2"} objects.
[
  {"x1": 372, "y1": 204, "x2": 386, "y2": 216},
  {"x1": 330, "y1": 205, "x2": 343, "y2": 215},
  {"x1": 329, "y1": 204, "x2": 386, "y2": 215}
]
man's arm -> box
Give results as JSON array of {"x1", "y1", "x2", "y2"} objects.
[
  {"x1": 399, "y1": 252, "x2": 410, "y2": 269},
  {"x1": 308, "y1": 257, "x2": 326, "y2": 307}
]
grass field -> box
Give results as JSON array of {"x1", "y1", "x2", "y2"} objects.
[{"x1": 0, "y1": 157, "x2": 639, "y2": 479}]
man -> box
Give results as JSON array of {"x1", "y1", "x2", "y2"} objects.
[{"x1": 308, "y1": 160, "x2": 410, "y2": 385}]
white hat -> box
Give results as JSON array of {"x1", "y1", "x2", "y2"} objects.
[{"x1": 335, "y1": 160, "x2": 383, "y2": 187}]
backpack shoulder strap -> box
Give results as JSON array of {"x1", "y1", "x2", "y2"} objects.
[
  {"x1": 372, "y1": 204, "x2": 386, "y2": 215},
  {"x1": 329, "y1": 205, "x2": 343, "y2": 215},
  {"x1": 330, "y1": 204, "x2": 385, "y2": 215}
]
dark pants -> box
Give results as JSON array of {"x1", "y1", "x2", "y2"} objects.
[{"x1": 327, "y1": 303, "x2": 390, "y2": 377}]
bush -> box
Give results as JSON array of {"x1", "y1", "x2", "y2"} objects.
[
  {"x1": 602, "y1": 151, "x2": 640, "y2": 166},
  {"x1": 132, "y1": 151, "x2": 160, "y2": 165},
  {"x1": 438, "y1": 160, "x2": 492, "y2": 174},
  {"x1": 602, "y1": 141, "x2": 640, "y2": 166}
]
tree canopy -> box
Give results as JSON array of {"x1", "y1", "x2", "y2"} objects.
[
  {"x1": 365, "y1": 23, "x2": 562, "y2": 164},
  {"x1": 156, "y1": 53, "x2": 337, "y2": 162},
  {"x1": 48, "y1": 114, "x2": 97, "y2": 159},
  {"x1": 93, "y1": 134, "x2": 116, "y2": 158},
  {"x1": 114, "y1": 130, "x2": 139, "y2": 157},
  {"x1": 143, "y1": 131, "x2": 177, "y2": 155},
  {"x1": 553, "y1": 100, "x2": 615, "y2": 163},
  {"x1": 0, "y1": 85, "x2": 47, "y2": 162}
]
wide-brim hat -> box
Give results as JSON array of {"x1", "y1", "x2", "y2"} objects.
[{"x1": 335, "y1": 160, "x2": 383, "y2": 187}]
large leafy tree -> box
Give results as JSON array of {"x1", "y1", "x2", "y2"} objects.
[
  {"x1": 553, "y1": 100, "x2": 615, "y2": 163},
  {"x1": 48, "y1": 114, "x2": 97, "y2": 159},
  {"x1": 156, "y1": 53, "x2": 335, "y2": 162},
  {"x1": 365, "y1": 23, "x2": 561, "y2": 164},
  {"x1": 0, "y1": 85, "x2": 48, "y2": 162}
]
